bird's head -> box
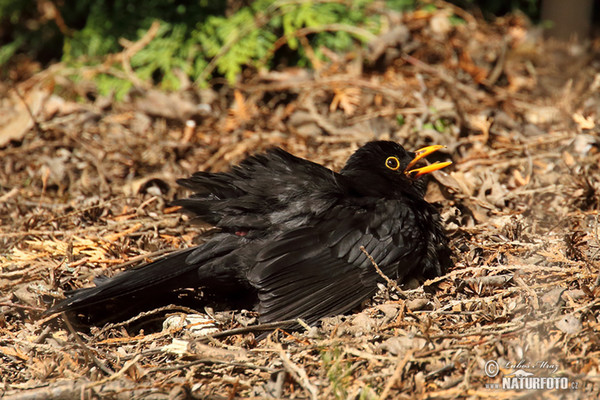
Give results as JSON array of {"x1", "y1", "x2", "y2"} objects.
[{"x1": 340, "y1": 141, "x2": 452, "y2": 198}]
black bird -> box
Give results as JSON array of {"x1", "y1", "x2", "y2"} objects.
[{"x1": 45, "y1": 141, "x2": 453, "y2": 326}]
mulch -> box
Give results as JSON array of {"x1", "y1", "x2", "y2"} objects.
[{"x1": 1, "y1": 6, "x2": 599, "y2": 399}]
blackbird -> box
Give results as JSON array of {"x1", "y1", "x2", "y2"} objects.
[{"x1": 45, "y1": 141, "x2": 453, "y2": 325}]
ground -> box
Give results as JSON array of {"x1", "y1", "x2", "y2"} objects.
[{"x1": 1, "y1": 8, "x2": 600, "y2": 400}]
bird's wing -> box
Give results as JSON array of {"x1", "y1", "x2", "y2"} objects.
[
  {"x1": 248, "y1": 198, "x2": 426, "y2": 324},
  {"x1": 174, "y1": 148, "x2": 339, "y2": 231}
]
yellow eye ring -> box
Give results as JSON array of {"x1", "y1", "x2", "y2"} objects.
[{"x1": 385, "y1": 156, "x2": 401, "y2": 171}]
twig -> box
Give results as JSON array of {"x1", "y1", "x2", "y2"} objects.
[
  {"x1": 35, "y1": 196, "x2": 129, "y2": 227},
  {"x1": 0, "y1": 214, "x2": 180, "y2": 238},
  {"x1": 463, "y1": 274, "x2": 513, "y2": 288},
  {"x1": 279, "y1": 350, "x2": 319, "y2": 400},
  {"x1": 98, "y1": 313, "x2": 303, "y2": 347},
  {"x1": 85, "y1": 354, "x2": 142, "y2": 389},
  {"x1": 34, "y1": 326, "x2": 53, "y2": 344},
  {"x1": 272, "y1": 370, "x2": 287, "y2": 398},
  {"x1": 379, "y1": 349, "x2": 413, "y2": 400},
  {"x1": 147, "y1": 358, "x2": 278, "y2": 374},
  {"x1": 94, "y1": 304, "x2": 201, "y2": 338},
  {"x1": 0, "y1": 302, "x2": 45, "y2": 312},
  {"x1": 424, "y1": 363, "x2": 455, "y2": 380},
  {"x1": 0, "y1": 380, "x2": 88, "y2": 400},
  {"x1": 62, "y1": 314, "x2": 115, "y2": 376},
  {"x1": 262, "y1": 23, "x2": 377, "y2": 67},
  {"x1": 360, "y1": 246, "x2": 404, "y2": 294},
  {"x1": 110, "y1": 20, "x2": 160, "y2": 88},
  {"x1": 401, "y1": 53, "x2": 484, "y2": 101},
  {"x1": 198, "y1": 318, "x2": 305, "y2": 342},
  {"x1": 109, "y1": 247, "x2": 179, "y2": 269},
  {"x1": 239, "y1": 76, "x2": 411, "y2": 102},
  {"x1": 11, "y1": 87, "x2": 43, "y2": 133},
  {"x1": 484, "y1": 37, "x2": 508, "y2": 86},
  {"x1": 0, "y1": 187, "x2": 19, "y2": 202}
]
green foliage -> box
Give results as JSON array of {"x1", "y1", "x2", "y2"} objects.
[
  {"x1": 1, "y1": 0, "x2": 544, "y2": 94},
  {"x1": 131, "y1": 23, "x2": 195, "y2": 90},
  {"x1": 95, "y1": 73, "x2": 132, "y2": 101},
  {"x1": 1, "y1": 0, "x2": 390, "y2": 95},
  {"x1": 191, "y1": 0, "x2": 382, "y2": 84},
  {"x1": 321, "y1": 346, "x2": 354, "y2": 399},
  {"x1": 386, "y1": 0, "x2": 420, "y2": 12},
  {"x1": 319, "y1": 346, "x2": 377, "y2": 399},
  {"x1": 420, "y1": 117, "x2": 452, "y2": 134},
  {"x1": 192, "y1": 5, "x2": 278, "y2": 84},
  {"x1": 63, "y1": 0, "x2": 225, "y2": 60},
  {"x1": 0, "y1": 35, "x2": 23, "y2": 65},
  {"x1": 448, "y1": 14, "x2": 467, "y2": 26}
]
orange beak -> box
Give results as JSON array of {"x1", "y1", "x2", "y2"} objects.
[{"x1": 405, "y1": 145, "x2": 452, "y2": 177}]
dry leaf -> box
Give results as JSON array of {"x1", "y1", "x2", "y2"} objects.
[
  {"x1": 572, "y1": 112, "x2": 595, "y2": 130},
  {"x1": 562, "y1": 150, "x2": 575, "y2": 167},
  {"x1": 330, "y1": 87, "x2": 361, "y2": 116},
  {"x1": 224, "y1": 89, "x2": 255, "y2": 131},
  {"x1": 555, "y1": 315, "x2": 582, "y2": 335},
  {"x1": 0, "y1": 346, "x2": 29, "y2": 361},
  {"x1": 0, "y1": 81, "x2": 52, "y2": 146},
  {"x1": 103, "y1": 223, "x2": 143, "y2": 242},
  {"x1": 512, "y1": 169, "x2": 530, "y2": 187}
]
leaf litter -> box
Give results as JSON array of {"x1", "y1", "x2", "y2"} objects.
[{"x1": 1, "y1": 7, "x2": 600, "y2": 400}]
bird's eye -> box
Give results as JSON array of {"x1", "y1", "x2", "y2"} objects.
[{"x1": 385, "y1": 156, "x2": 401, "y2": 171}]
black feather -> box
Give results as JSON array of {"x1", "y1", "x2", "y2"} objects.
[{"x1": 44, "y1": 141, "x2": 452, "y2": 327}]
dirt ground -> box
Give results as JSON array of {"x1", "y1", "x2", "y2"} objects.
[{"x1": 1, "y1": 8, "x2": 600, "y2": 400}]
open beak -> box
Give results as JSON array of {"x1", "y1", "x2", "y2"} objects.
[{"x1": 405, "y1": 145, "x2": 452, "y2": 177}]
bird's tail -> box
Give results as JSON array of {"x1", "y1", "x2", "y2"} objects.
[{"x1": 44, "y1": 248, "x2": 204, "y2": 324}]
